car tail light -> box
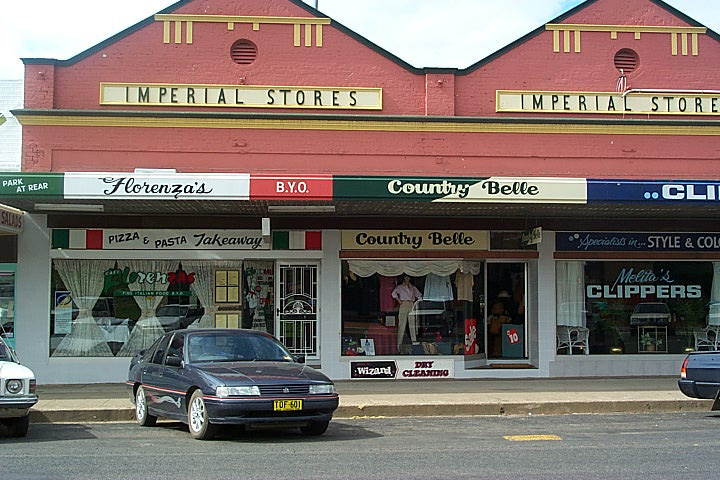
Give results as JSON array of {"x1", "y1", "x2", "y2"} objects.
[
  {"x1": 680, "y1": 356, "x2": 689, "y2": 379},
  {"x1": 29, "y1": 379, "x2": 36, "y2": 394}
]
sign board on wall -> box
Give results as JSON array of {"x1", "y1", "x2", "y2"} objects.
[
  {"x1": 64, "y1": 173, "x2": 250, "y2": 200},
  {"x1": 52, "y1": 229, "x2": 268, "y2": 250},
  {"x1": 250, "y1": 175, "x2": 333, "y2": 200},
  {"x1": 100, "y1": 83, "x2": 383, "y2": 110},
  {"x1": 497, "y1": 90, "x2": 720, "y2": 115},
  {"x1": 342, "y1": 230, "x2": 489, "y2": 251},
  {"x1": 0, "y1": 204, "x2": 23, "y2": 234},
  {"x1": 334, "y1": 176, "x2": 587, "y2": 203},
  {"x1": 588, "y1": 180, "x2": 720, "y2": 204},
  {"x1": 557, "y1": 232, "x2": 720, "y2": 252},
  {"x1": 350, "y1": 359, "x2": 454, "y2": 379}
]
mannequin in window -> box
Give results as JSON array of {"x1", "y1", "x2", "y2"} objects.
[{"x1": 392, "y1": 275, "x2": 422, "y2": 351}]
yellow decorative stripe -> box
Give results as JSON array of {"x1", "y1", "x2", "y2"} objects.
[
  {"x1": 574, "y1": 30, "x2": 581, "y2": 53},
  {"x1": 156, "y1": 14, "x2": 330, "y2": 48},
  {"x1": 155, "y1": 14, "x2": 331, "y2": 25},
  {"x1": 504, "y1": 435, "x2": 562, "y2": 442},
  {"x1": 547, "y1": 23, "x2": 706, "y2": 56},
  {"x1": 186, "y1": 21, "x2": 193, "y2": 44},
  {"x1": 546, "y1": 24, "x2": 706, "y2": 34},
  {"x1": 15, "y1": 115, "x2": 720, "y2": 136}
]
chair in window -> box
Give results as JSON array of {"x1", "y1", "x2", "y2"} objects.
[
  {"x1": 694, "y1": 326, "x2": 719, "y2": 351},
  {"x1": 556, "y1": 326, "x2": 590, "y2": 355}
]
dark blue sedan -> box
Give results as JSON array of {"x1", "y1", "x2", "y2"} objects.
[{"x1": 127, "y1": 329, "x2": 339, "y2": 439}]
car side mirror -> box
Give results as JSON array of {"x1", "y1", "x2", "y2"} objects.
[
  {"x1": 165, "y1": 354, "x2": 183, "y2": 367},
  {"x1": 293, "y1": 355, "x2": 305, "y2": 364}
]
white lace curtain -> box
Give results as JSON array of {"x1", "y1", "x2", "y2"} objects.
[
  {"x1": 709, "y1": 262, "x2": 720, "y2": 326},
  {"x1": 52, "y1": 259, "x2": 115, "y2": 357},
  {"x1": 118, "y1": 259, "x2": 179, "y2": 356},
  {"x1": 556, "y1": 261, "x2": 586, "y2": 327},
  {"x1": 348, "y1": 260, "x2": 482, "y2": 278},
  {"x1": 184, "y1": 260, "x2": 241, "y2": 329}
]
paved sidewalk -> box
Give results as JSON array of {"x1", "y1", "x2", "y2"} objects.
[{"x1": 30, "y1": 376, "x2": 709, "y2": 423}]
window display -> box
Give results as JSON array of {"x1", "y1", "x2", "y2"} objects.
[
  {"x1": 341, "y1": 260, "x2": 485, "y2": 356},
  {"x1": 49, "y1": 259, "x2": 276, "y2": 357},
  {"x1": 0, "y1": 270, "x2": 15, "y2": 349},
  {"x1": 556, "y1": 261, "x2": 716, "y2": 355}
]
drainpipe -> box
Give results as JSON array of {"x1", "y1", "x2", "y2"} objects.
[{"x1": 622, "y1": 88, "x2": 720, "y2": 97}]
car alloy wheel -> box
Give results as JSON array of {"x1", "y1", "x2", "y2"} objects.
[
  {"x1": 135, "y1": 385, "x2": 157, "y2": 427},
  {"x1": 188, "y1": 390, "x2": 215, "y2": 440}
]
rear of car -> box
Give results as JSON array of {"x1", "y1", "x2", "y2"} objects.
[{"x1": 679, "y1": 352, "x2": 720, "y2": 410}]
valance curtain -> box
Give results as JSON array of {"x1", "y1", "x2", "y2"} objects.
[
  {"x1": 184, "y1": 260, "x2": 242, "y2": 329},
  {"x1": 556, "y1": 261, "x2": 586, "y2": 327},
  {"x1": 348, "y1": 260, "x2": 483, "y2": 278},
  {"x1": 118, "y1": 260, "x2": 179, "y2": 356},
  {"x1": 52, "y1": 259, "x2": 115, "y2": 357}
]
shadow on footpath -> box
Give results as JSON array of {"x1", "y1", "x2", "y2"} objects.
[
  {"x1": 153, "y1": 420, "x2": 382, "y2": 443},
  {"x1": 0, "y1": 423, "x2": 97, "y2": 443}
]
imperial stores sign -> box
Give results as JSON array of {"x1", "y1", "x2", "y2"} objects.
[
  {"x1": 100, "y1": 83, "x2": 382, "y2": 110},
  {"x1": 497, "y1": 90, "x2": 720, "y2": 115}
]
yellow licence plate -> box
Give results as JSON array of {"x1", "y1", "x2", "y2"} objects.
[{"x1": 273, "y1": 399, "x2": 303, "y2": 411}]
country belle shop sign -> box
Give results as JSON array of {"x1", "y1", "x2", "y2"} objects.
[{"x1": 342, "y1": 230, "x2": 489, "y2": 251}]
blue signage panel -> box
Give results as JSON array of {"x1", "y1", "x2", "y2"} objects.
[
  {"x1": 557, "y1": 232, "x2": 720, "y2": 252},
  {"x1": 588, "y1": 179, "x2": 720, "y2": 204}
]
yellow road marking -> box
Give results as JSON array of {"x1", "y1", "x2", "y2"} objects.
[{"x1": 504, "y1": 435, "x2": 562, "y2": 442}]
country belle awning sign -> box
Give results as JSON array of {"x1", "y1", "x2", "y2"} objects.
[{"x1": 2, "y1": 172, "x2": 720, "y2": 205}]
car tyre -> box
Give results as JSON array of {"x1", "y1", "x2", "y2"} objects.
[
  {"x1": 9, "y1": 415, "x2": 29, "y2": 437},
  {"x1": 188, "y1": 390, "x2": 215, "y2": 440},
  {"x1": 135, "y1": 385, "x2": 157, "y2": 427},
  {"x1": 299, "y1": 420, "x2": 330, "y2": 436}
]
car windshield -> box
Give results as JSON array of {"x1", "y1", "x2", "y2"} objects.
[
  {"x1": 0, "y1": 339, "x2": 16, "y2": 362},
  {"x1": 187, "y1": 332, "x2": 294, "y2": 363}
]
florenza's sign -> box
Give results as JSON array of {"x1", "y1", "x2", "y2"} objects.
[
  {"x1": 497, "y1": 90, "x2": 720, "y2": 115},
  {"x1": 100, "y1": 83, "x2": 382, "y2": 110}
]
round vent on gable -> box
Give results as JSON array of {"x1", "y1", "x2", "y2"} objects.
[
  {"x1": 231, "y1": 39, "x2": 258, "y2": 65},
  {"x1": 614, "y1": 48, "x2": 639, "y2": 74}
]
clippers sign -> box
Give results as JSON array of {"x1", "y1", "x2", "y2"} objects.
[{"x1": 588, "y1": 180, "x2": 720, "y2": 204}]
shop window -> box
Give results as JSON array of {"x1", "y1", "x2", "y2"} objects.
[
  {"x1": 556, "y1": 260, "x2": 715, "y2": 355},
  {"x1": 0, "y1": 270, "x2": 15, "y2": 349},
  {"x1": 215, "y1": 269, "x2": 241, "y2": 304},
  {"x1": 48, "y1": 259, "x2": 280, "y2": 358},
  {"x1": 341, "y1": 260, "x2": 484, "y2": 357}
]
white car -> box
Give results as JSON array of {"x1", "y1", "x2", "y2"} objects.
[{"x1": 0, "y1": 336, "x2": 37, "y2": 437}]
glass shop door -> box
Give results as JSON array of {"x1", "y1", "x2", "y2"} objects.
[{"x1": 486, "y1": 262, "x2": 527, "y2": 360}]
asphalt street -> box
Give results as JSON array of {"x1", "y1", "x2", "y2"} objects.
[{"x1": 1, "y1": 413, "x2": 718, "y2": 480}]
